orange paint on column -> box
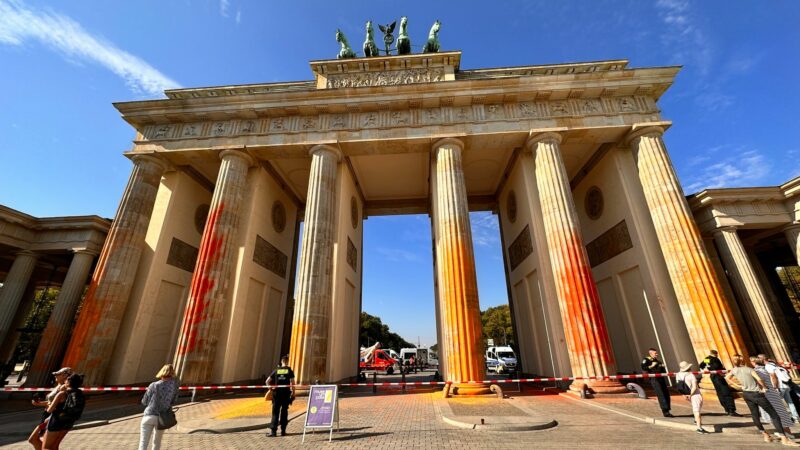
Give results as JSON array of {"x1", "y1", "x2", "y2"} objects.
[{"x1": 529, "y1": 131, "x2": 625, "y2": 395}]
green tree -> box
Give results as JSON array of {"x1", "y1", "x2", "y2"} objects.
[
  {"x1": 481, "y1": 304, "x2": 513, "y2": 346},
  {"x1": 360, "y1": 311, "x2": 414, "y2": 351},
  {"x1": 13, "y1": 287, "x2": 60, "y2": 363}
]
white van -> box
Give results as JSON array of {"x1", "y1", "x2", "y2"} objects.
[{"x1": 485, "y1": 346, "x2": 518, "y2": 373}]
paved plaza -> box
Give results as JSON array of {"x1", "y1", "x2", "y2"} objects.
[{"x1": 1, "y1": 386, "x2": 793, "y2": 449}]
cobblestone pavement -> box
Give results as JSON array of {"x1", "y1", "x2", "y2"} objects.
[{"x1": 0, "y1": 389, "x2": 789, "y2": 449}]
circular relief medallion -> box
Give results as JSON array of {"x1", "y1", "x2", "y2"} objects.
[
  {"x1": 272, "y1": 201, "x2": 286, "y2": 233},
  {"x1": 350, "y1": 196, "x2": 359, "y2": 229},
  {"x1": 507, "y1": 191, "x2": 517, "y2": 223},
  {"x1": 585, "y1": 186, "x2": 604, "y2": 220},
  {"x1": 194, "y1": 204, "x2": 210, "y2": 234}
]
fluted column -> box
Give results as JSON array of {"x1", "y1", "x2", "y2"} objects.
[
  {"x1": 528, "y1": 131, "x2": 625, "y2": 394},
  {"x1": 174, "y1": 149, "x2": 253, "y2": 384},
  {"x1": 62, "y1": 154, "x2": 167, "y2": 385},
  {"x1": 288, "y1": 145, "x2": 341, "y2": 385},
  {"x1": 0, "y1": 250, "x2": 39, "y2": 346},
  {"x1": 626, "y1": 125, "x2": 747, "y2": 364},
  {"x1": 431, "y1": 138, "x2": 487, "y2": 395},
  {"x1": 785, "y1": 224, "x2": 800, "y2": 266},
  {"x1": 27, "y1": 250, "x2": 97, "y2": 386},
  {"x1": 714, "y1": 227, "x2": 790, "y2": 362}
]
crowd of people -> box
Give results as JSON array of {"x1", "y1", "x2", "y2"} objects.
[
  {"x1": 25, "y1": 350, "x2": 800, "y2": 447},
  {"x1": 642, "y1": 348, "x2": 800, "y2": 446}
]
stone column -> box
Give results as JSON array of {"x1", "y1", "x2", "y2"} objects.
[
  {"x1": 785, "y1": 223, "x2": 800, "y2": 265},
  {"x1": 27, "y1": 250, "x2": 96, "y2": 386},
  {"x1": 174, "y1": 149, "x2": 253, "y2": 384},
  {"x1": 528, "y1": 131, "x2": 625, "y2": 395},
  {"x1": 62, "y1": 154, "x2": 167, "y2": 386},
  {"x1": 626, "y1": 125, "x2": 747, "y2": 364},
  {"x1": 431, "y1": 138, "x2": 488, "y2": 395},
  {"x1": 0, "y1": 250, "x2": 39, "y2": 347},
  {"x1": 288, "y1": 145, "x2": 341, "y2": 385}
]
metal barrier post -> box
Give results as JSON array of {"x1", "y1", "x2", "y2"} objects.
[
  {"x1": 402, "y1": 371, "x2": 406, "y2": 394},
  {"x1": 372, "y1": 372, "x2": 377, "y2": 394},
  {"x1": 191, "y1": 387, "x2": 197, "y2": 403}
]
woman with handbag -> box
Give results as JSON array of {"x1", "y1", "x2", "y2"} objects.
[
  {"x1": 139, "y1": 364, "x2": 179, "y2": 450},
  {"x1": 28, "y1": 367, "x2": 72, "y2": 450}
]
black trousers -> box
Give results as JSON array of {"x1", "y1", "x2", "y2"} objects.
[
  {"x1": 649, "y1": 377, "x2": 671, "y2": 413},
  {"x1": 742, "y1": 391, "x2": 782, "y2": 433},
  {"x1": 710, "y1": 374, "x2": 736, "y2": 413},
  {"x1": 270, "y1": 390, "x2": 291, "y2": 432}
]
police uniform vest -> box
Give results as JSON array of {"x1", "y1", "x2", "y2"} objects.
[
  {"x1": 641, "y1": 356, "x2": 666, "y2": 374},
  {"x1": 699, "y1": 355, "x2": 724, "y2": 372}
]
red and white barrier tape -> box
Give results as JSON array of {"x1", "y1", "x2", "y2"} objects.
[{"x1": 6, "y1": 366, "x2": 797, "y2": 392}]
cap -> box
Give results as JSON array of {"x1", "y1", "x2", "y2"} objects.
[
  {"x1": 52, "y1": 367, "x2": 73, "y2": 376},
  {"x1": 678, "y1": 361, "x2": 692, "y2": 372}
]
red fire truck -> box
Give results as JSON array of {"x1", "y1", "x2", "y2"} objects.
[{"x1": 359, "y1": 343, "x2": 398, "y2": 375}]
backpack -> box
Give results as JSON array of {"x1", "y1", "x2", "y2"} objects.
[
  {"x1": 675, "y1": 379, "x2": 691, "y2": 395},
  {"x1": 59, "y1": 390, "x2": 86, "y2": 423}
]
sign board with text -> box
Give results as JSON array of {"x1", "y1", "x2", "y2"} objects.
[{"x1": 302, "y1": 384, "x2": 339, "y2": 443}]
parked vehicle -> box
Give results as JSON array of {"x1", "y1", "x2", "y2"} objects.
[
  {"x1": 400, "y1": 347, "x2": 429, "y2": 371},
  {"x1": 485, "y1": 346, "x2": 517, "y2": 374},
  {"x1": 428, "y1": 351, "x2": 439, "y2": 367},
  {"x1": 360, "y1": 343, "x2": 398, "y2": 375}
]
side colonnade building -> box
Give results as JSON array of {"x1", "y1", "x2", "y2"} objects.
[{"x1": 13, "y1": 51, "x2": 793, "y2": 392}]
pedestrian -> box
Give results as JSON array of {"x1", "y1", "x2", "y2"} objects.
[
  {"x1": 28, "y1": 367, "x2": 72, "y2": 450},
  {"x1": 139, "y1": 364, "x2": 179, "y2": 450},
  {"x1": 699, "y1": 349, "x2": 740, "y2": 416},
  {"x1": 641, "y1": 348, "x2": 672, "y2": 417},
  {"x1": 266, "y1": 355, "x2": 295, "y2": 437},
  {"x1": 675, "y1": 361, "x2": 708, "y2": 434},
  {"x1": 754, "y1": 355, "x2": 795, "y2": 437},
  {"x1": 410, "y1": 355, "x2": 416, "y2": 374},
  {"x1": 43, "y1": 373, "x2": 85, "y2": 450},
  {"x1": 726, "y1": 354, "x2": 798, "y2": 446},
  {"x1": 765, "y1": 357, "x2": 800, "y2": 424}
]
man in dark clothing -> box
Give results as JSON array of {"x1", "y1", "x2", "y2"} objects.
[
  {"x1": 266, "y1": 356, "x2": 295, "y2": 437},
  {"x1": 642, "y1": 348, "x2": 673, "y2": 417},
  {"x1": 699, "y1": 349, "x2": 740, "y2": 416}
]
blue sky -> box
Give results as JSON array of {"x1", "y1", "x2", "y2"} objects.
[{"x1": 2, "y1": 0, "x2": 799, "y2": 346}]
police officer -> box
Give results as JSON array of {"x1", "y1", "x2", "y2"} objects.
[
  {"x1": 699, "y1": 349, "x2": 740, "y2": 416},
  {"x1": 266, "y1": 356, "x2": 295, "y2": 437},
  {"x1": 642, "y1": 348, "x2": 673, "y2": 417}
]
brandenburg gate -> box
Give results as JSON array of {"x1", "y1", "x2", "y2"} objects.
[{"x1": 56, "y1": 50, "x2": 760, "y2": 395}]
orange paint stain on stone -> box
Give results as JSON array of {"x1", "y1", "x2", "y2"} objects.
[{"x1": 176, "y1": 203, "x2": 225, "y2": 357}]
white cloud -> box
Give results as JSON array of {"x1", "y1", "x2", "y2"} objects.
[
  {"x1": 376, "y1": 247, "x2": 421, "y2": 262},
  {"x1": 235, "y1": 9, "x2": 241, "y2": 24},
  {"x1": 683, "y1": 148, "x2": 772, "y2": 192},
  {"x1": 470, "y1": 212, "x2": 500, "y2": 247},
  {"x1": 0, "y1": 0, "x2": 179, "y2": 97},
  {"x1": 220, "y1": 0, "x2": 230, "y2": 18},
  {"x1": 655, "y1": 0, "x2": 713, "y2": 76}
]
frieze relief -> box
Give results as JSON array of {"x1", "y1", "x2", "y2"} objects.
[
  {"x1": 142, "y1": 95, "x2": 655, "y2": 141},
  {"x1": 326, "y1": 68, "x2": 446, "y2": 89}
]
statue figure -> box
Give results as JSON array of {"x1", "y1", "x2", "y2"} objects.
[
  {"x1": 363, "y1": 21, "x2": 379, "y2": 57},
  {"x1": 336, "y1": 29, "x2": 356, "y2": 59},
  {"x1": 378, "y1": 21, "x2": 396, "y2": 56},
  {"x1": 422, "y1": 20, "x2": 441, "y2": 53},
  {"x1": 396, "y1": 16, "x2": 411, "y2": 55}
]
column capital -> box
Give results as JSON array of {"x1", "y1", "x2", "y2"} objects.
[
  {"x1": 431, "y1": 137, "x2": 465, "y2": 153},
  {"x1": 72, "y1": 248, "x2": 99, "y2": 257},
  {"x1": 129, "y1": 153, "x2": 169, "y2": 172},
  {"x1": 219, "y1": 148, "x2": 255, "y2": 167},
  {"x1": 782, "y1": 222, "x2": 800, "y2": 232},
  {"x1": 624, "y1": 122, "x2": 671, "y2": 146},
  {"x1": 15, "y1": 249, "x2": 38, "y2": 259},
  {"x1": 525, "y1": 128, "x2": 566, "y2": 151},
  {"x1": 309, "y1": 144, "x2": 343, "y2": 162},
  {"x1": 713, "y1": 225, "x2": 740, "y2": 235}
]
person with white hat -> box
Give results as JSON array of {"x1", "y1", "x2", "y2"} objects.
[{"x1": 675, "y1": 361, "x2": 708, "y2": 434}]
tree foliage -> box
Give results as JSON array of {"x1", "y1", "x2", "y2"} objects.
[
  {"x1": 481, "y1": 304, "x2": 514, "y2": 346},
  {"x1": 360, "y1": 311, "x2": 414, "y2": 351},
  {"x1": 13, "y1": 287, "x2": 60, "y2": 363}
]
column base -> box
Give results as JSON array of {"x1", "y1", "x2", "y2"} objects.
[
  {"x1": 450, "y1": 382, "x2": 492, "y2": 396},
  {"x1": 569, "y1": 379, "x2": 629, "y2": 397}
]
